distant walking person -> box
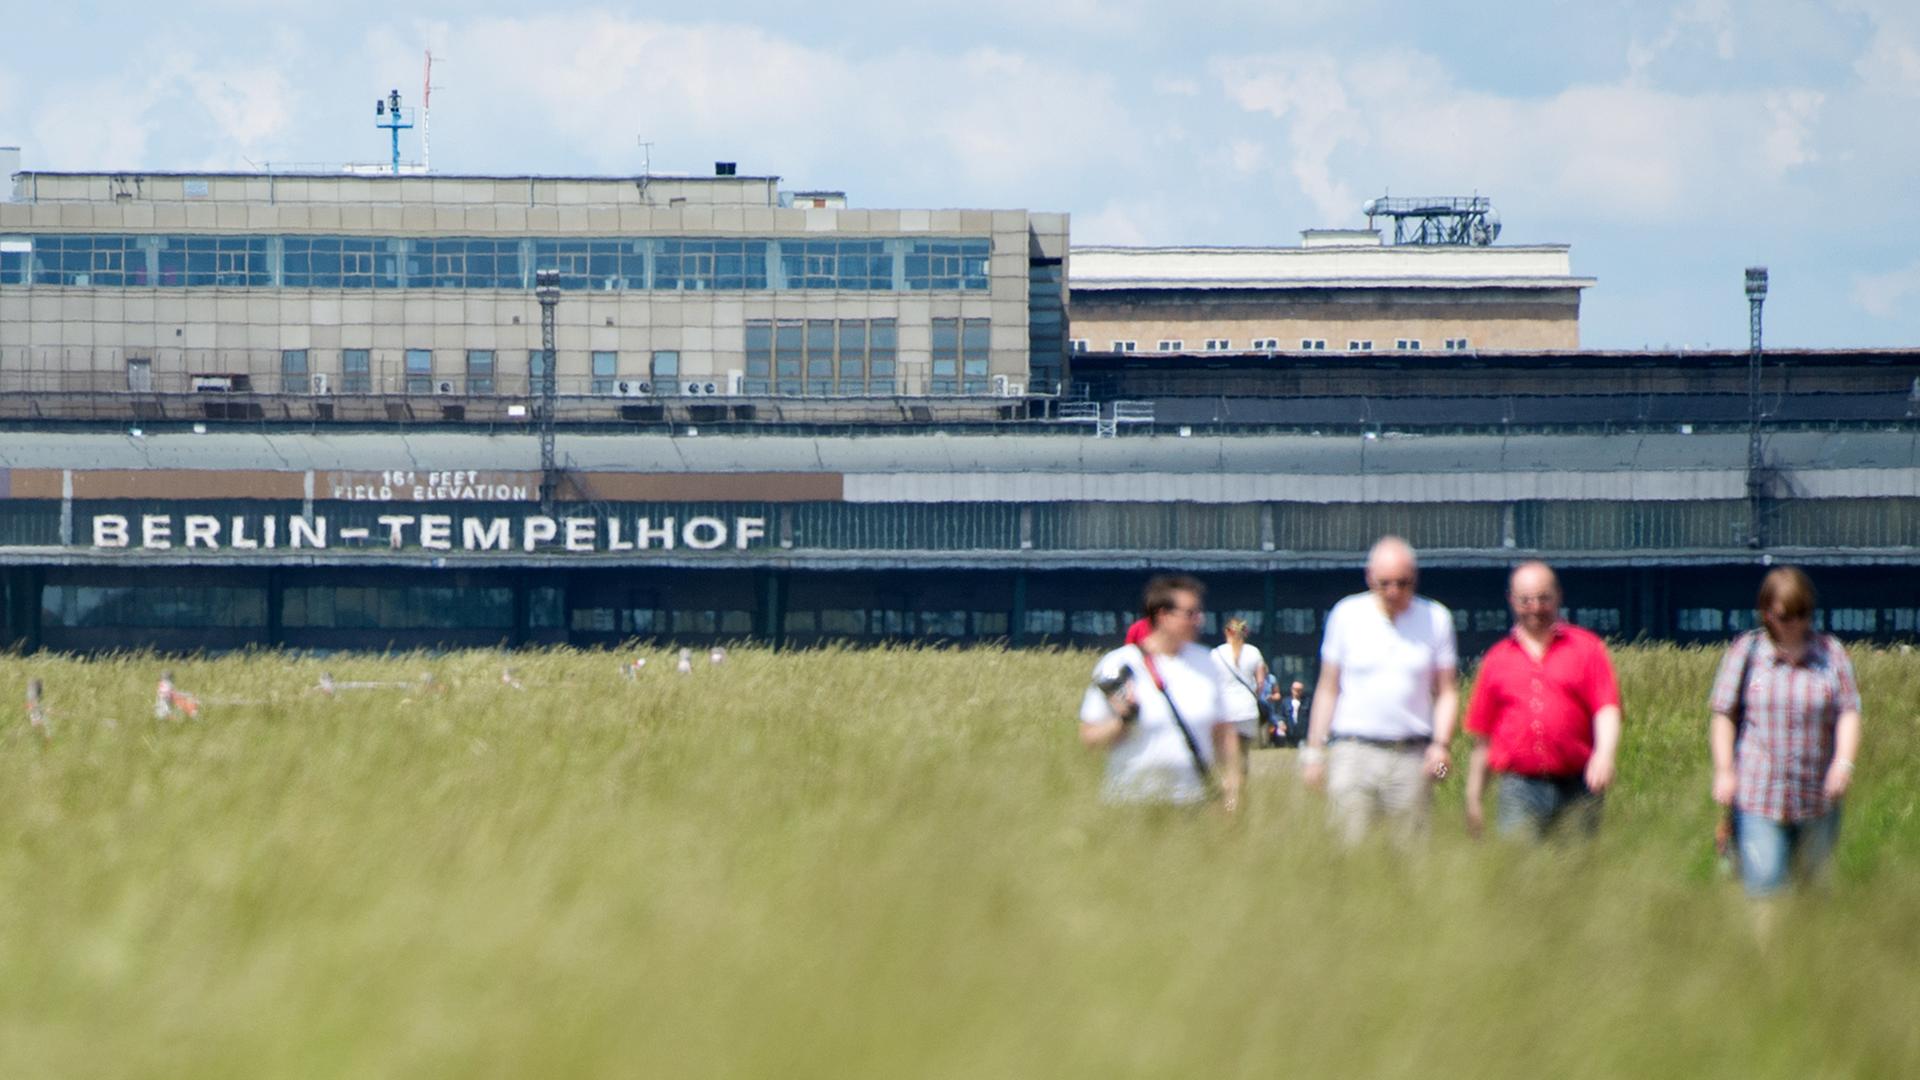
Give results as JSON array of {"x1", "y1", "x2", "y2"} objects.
[
  {"x1": 1463, "y1": 562, "x2": 1622, "y2": 841},
  {"x1": 1277, "y1": 681, "x2": 1309, "y2": 746},
  {"x1": 1709, "y1": 567, "x2": 1863, "y2": 900},
  {"x1": 1212, "y1": 618, "x2": 1269, "y2": 766},
  {"x1": 1301, "y1": 537, "x2": 1459, "y2": 845},
  {"x1": 1080, "y1": 575, "x2": 1241, "y2": 810}
]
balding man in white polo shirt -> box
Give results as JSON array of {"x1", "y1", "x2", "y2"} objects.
[{"x1": 1301, "y1": 536, "x2": 1460, "y2": 845}]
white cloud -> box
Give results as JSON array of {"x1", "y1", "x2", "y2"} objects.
[
  {"x1": 1627, "y1": 0, "x2": 1737, "y2": 77},
  {"x1": 367, "y1": 15, "x2": 1143, "y2": 203},
  {"x1": 1852, "y1": 262, "x2": 1920, "y2": 318},
  {"x1": 1215, "y1": 48, "x2": 1827, "y2": 228}
]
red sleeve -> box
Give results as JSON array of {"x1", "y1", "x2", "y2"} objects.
[
  {"x1": 1464, "y1": 645, "x2": 1501, "y2": 736},
  {"x1": 1584, "y1": 635, "x2": 1622, "y2": 712}
]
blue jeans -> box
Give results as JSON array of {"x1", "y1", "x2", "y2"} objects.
[
  {"x1": 1496, "y1": 773, "x2": 1603, "y2": 841},
  {"x1": 1736, "y1": 807, "x2": 1842, "y2": 898}
]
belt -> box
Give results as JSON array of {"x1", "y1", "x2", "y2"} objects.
[{"x1": 1330, "y1": 734, "x2": 1431, "y2": 750}]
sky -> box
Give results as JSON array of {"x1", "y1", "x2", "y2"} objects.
[{"x1": 2, "y1": 0, "x2": 1918, "y2": 350}]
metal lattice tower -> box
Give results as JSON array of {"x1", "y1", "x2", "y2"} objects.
[
  {"x1": 1745, "y1": 266, "x2": 1769, "y2": 549},
  {"x1": 535, "y1": 269, "x2": 560, "y2": 513},
  {"x1": 1363, "y1": 195, "x2": 1502, "y2": 246}
]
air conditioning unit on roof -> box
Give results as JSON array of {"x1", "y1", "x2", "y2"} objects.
[
  {"x1": 614, "y1": 379, "x2": 653, "y2": 397},
  {"x1": 435, "y1": 379, "x2": 458, "y2": 395},
  {"x1": 310, "y1": 373, "x2": 332, "y2": 395}
]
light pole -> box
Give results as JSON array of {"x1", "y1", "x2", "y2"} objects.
[
  {"x1": 373, "y1": 89, "x2": 413, "y2": 176},
  {"x1": 535, "y1": 268, "x2": 560, "y2": 513},
  {"x1": 1744, "y1": 266, "x2": 1768, "y2": 549}
]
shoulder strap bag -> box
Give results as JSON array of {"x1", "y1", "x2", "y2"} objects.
[{"x1": 1135, "y1": 646, "x2": 1214, "y2": 789}]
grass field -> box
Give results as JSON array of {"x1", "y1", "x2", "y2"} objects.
[{"x1": 0, "y1": 644, "x2": 1916, "y2": 1078}]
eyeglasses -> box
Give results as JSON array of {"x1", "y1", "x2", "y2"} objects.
[
  {"x1": 1512, "y1": 593, "x2": 1558, "y2": 608},
  {"x1": 1371, "y1": 577, "x2": 1415, "y2": 590}
]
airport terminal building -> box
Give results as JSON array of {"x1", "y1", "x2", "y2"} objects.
[
  {"x1": 1, "y1": 165, "x2": 1916, "y2": 661},
  {"x1": 2, "y1": 426, "x2": 1917, "y2": 673}
]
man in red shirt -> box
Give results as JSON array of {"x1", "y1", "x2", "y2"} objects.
[{"x1": 1464, "y1": 562, "x2": 1623, "y2": 840}]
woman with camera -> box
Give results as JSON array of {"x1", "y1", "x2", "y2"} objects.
[{"x1": 1079, "y1": 575, "x2": 1241, "y2": 810}]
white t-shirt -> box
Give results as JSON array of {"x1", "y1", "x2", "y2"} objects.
[
  {"x1": 1319, "y1": 592, "x2": 1457, "y2": 741},
  {"x1": 1210, "y1": 642, "x2": 1267, "y2": 725},
  {"x1": 1080, "y1": 643, "x2": 1229, "y2": 804}
]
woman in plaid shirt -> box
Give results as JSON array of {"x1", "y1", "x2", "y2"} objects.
[{"x1": 1708, "y1": 567, "x2": 1864, "y2": 899}]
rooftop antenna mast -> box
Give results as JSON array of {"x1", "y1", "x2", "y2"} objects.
[
  {"x1": 374, "y1": 88, "x2": 414, "y2": 175},
  {"x1": 422, "y1": 52, "x2": 434, "y2": 173}
]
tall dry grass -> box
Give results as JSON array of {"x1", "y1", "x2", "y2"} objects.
[{"x1": 0, "y1": 643, "x2": 1914, "y2": 1077}]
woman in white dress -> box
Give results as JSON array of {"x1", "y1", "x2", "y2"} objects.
[{"x1": 1212, "y1": 619, "x2": 1270, "y2": 772}]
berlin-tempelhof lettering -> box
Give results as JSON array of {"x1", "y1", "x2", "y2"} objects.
[{"x1": 90, "y1": 513, "x2": 770, "y2": 553}]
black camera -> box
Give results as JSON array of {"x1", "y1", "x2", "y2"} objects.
[{"x1": 1095, "y1": 668, "x2": 1137, "y2": 722}]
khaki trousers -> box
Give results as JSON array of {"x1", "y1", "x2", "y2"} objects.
[{"x1": 1327, "y1": 740, "x2": 1432, "y2": 847}]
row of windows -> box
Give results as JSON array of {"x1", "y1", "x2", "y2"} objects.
[
  {"x1": 0, "y1": 234, "x2": 992, "y2": 292},
  {"x1": 743, "y1": 318, "x2": 901, "y2": 396},
  {"x1": 41, "y1": 585, "x2": 268, "y2": 628},
  {"x1": 264, "y1": 316, "x2": 973, "y2": 396},
  {"x1": 1071, "y1": 337, "x2": 1472, "y2": 354},
  {"x1": 275, "y1": 348, "x2": 685, "y2": 396},
  {"x1": 1674, "y1": 608, "x2": 1897, "y2": 634}
]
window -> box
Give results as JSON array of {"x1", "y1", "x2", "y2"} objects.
[
  {"x1": 282, "y1": 236, "x2": 400, "y2": 288},
  {"x1": 869, "y1": 318, "x2": 897, "y2": 395},
  {"x1": 904, "y1": 237, "x2": 989, "y2": 290},
  {"x1": 962, "y1": 318, "x2": 990, "y2": 394},
  {"x1": 1347, "y1": 340, "x2": 1374, "y2": 352},
  {"x1": 1204, "y1": 339, "x2": 1232, "y2": 351},
  {"x1": 1023, "y1": 609, "x2": 1066, "y2": 636},
  {"x1": 655, "y1": 238, "x2": 768, "y2": 290},
  {"x1": 34, "y1": 234, "x2": 150, "y2": 286},
  {"x1": 1156, "y1": 340, "x2": 1184, "y2": 352},
  {"x1": 1573, "y1": 608, "x2": 1622, "y2": 634},
  {"x1": 744, "y1": 322, "x2": 772, "y2": 395},
  {"x1": 405, "y1": 349, "x2": 433, "y2": 395},
  {"x1": 1274, "y1": 608, "x2": 1317, "y2": 635},
  {"x1": 779, "y1": 237, "x2": 890, "y2": 290},
  {"x1": 532, "y1": 238, "x2": 645, "y2": 291},
  {"x1": 467, "y1": 350, "x2": 495, "y2": 395},
  {"x1": 1111, "y1": 340, "x2": 1137, "y2": 352},
  {"x1": 1070, "y1": 339, "x2": 1090, "y2": 353},
  {"x1": 42, "y1": 585, "x2": 266, "y2": 628},
  {"x1": 280, "y1": 349, "x2": 309, "y2": 394},
  {"x1": 931, "y1": 317, "x2": 959, "y2": 395},
  {"x1": 838, "y1": 320, "x2": 867, "y2": 393},
  {"x1": 650, "y1": 350, "x2": 679, "y2": 392},
  {"x1": 1395, "y1": 338, "x2": 1422, "y2": 351},
  {"x1": 806, "y1": 319, "x2": 835, "y2": 396},
  {"x1": 1829, "y1": 608, "x2": 1877, "y2": 633},
  {"x1": 1252, "y1": 338, "x2": 1280, "y2": 351},
  {"x1": 404, "y1": 237, "x2": 523, "y2": 290},
  {"x1": 1299, "y1": 338, "x2": 1327, "y2": 351},
  {"x1": 342, "y1": 349, "x2": 371, "y2": 393},
  {"x1": 1444, "y1": 337, "x2": 1470, "y2": 351},
  {"x1": 591, "y1": 351, "x2": 618, "y2": 394},
  {"x1": 775, "y1": 321, "x2": 803, "y2": 395},
  {"x1": 1676, "y1": 608, "x2": 1725, "y2": 633},
  {"x1": 0, "y1": 239, "x2": 27, "y2": 285}
]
